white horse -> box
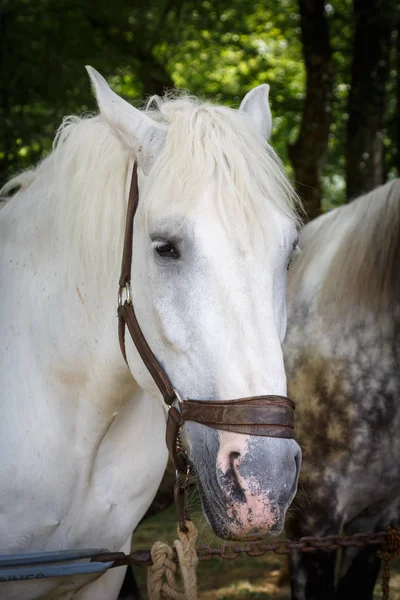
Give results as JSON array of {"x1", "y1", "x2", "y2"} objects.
[{"x1": 0, "y1": 67, "x2": 301, "y2": 599}]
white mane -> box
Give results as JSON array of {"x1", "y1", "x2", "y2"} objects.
[
  {"x1": 289, "y1": 178, "x2": 400, "y2": 317},
  {"x1": 143, "y1": 95, "x2": 300, "y2": 234},
  {"x1": 2, "y1": 93, "x2": 300, "y2": 282}
]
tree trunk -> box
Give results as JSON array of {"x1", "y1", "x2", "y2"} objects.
[
  {"x1": 397, "y1": 21, "x2": 400, "y2": 176},
  {"x1": 346, "y1": 0, "x2": 398, "y2": 200},
  {"x1": 0, "y1": 7, "x2": 16, "y2": 187},
  {"x1": 137, "y1": 57, "x2": 174, "y2": 96},
  {"x1": 288, "y1": 0, "x2": 334, "y2": 221}
]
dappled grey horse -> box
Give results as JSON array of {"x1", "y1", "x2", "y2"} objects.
[{"x1": 285, "y1": 179, "x2": 400, "y2": 599}]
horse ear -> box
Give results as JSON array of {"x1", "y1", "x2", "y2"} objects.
[
  {"x1": 86, "y1": 66, "x2": 167, "y2": 174},
  {"x1": 239, "y1": 84, "x2": 272, "y2": 141}
]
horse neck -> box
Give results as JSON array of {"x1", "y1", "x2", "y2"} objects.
[{"x1": 1, "y1": 169, "x2": 139, "y2": 432}]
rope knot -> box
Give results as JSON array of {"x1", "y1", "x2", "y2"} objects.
[{"x1": 147, "y1": 521, "x2": 198, "y2": 600}]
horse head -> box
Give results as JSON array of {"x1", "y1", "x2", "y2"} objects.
[{"x1": 87, "y1": 67, "x2": 301, "y2": 540}]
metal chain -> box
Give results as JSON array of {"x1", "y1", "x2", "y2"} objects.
[{"x1": 90, "y1": 530, "x2": 389, "y2": 568}]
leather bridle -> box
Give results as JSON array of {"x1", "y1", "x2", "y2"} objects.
[{"x1": 117, "y1": 164, "x2": 295, "y2": 474}]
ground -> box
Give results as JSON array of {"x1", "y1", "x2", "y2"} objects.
[{"x1": 131, "y1": 495, "x2": 400, "y2": 599}]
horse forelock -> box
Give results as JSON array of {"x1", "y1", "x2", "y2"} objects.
[
  {"x1": 1, "y1": 93, "x2": 300, "y2": 283},
  {"x1": 289, "y1": 179, "x2": 400, "y2": 319},
  {"x1": 142, "y1": 94, "x2": 301, "y2": 237}
]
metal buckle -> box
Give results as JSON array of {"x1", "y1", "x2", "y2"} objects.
[
  {"x1": 118, "y1": 283, "x2": 132, "y2": 307},
  {"x1": 174, "y1": 464, "x2": 192, "y2": 533},
  {"x1": 175, "y1": 464, "x2": 191, "y2": 485},
  {"x1": 173, "y1": 388, "x2": 183, "y2": 405}
]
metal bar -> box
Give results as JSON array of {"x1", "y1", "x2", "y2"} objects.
[
  {"x1": 0, "y1": 549, "x2": 114, "y2": 582},
  {"x1": 0, "y1": 561, "x2": 114, "y2": 582},
  {"x1": 0, "y1": 548, "x2": 110, "y2": 567}
]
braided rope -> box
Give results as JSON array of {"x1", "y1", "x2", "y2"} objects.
[
  {"x1": 147, "y1": 521, "x2": 198, "y2": 600},
  {"x1": 148, "y1": 542, "x2": 184, "y2": 600},
  {"x1": 174, "y1": 521, "x2": 198, "y2": 599}
]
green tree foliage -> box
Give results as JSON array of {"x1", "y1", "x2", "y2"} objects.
[
  {"x1": 0, "y1": 0, "x2": 305, "y2": 183},
  {"x1": 0, "y1": 0, "x2": 398, "y2": 209},
  {"x1": 170, "y1": 1, "x2": 305, "y2": 163},
  {"x1": 0, "y1": 0, "x2": 186, "y2": 181}
]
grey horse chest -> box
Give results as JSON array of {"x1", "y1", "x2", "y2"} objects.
[{"x1": 284, "y1": 301, "x2": 400, "y2": 526}]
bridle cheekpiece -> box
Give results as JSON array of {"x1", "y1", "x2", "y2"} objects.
[{"x1": 117, "y1": 164, "x2": 295, "y2": 474}]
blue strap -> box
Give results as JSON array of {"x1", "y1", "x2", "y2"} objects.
[{"x1": 0, "y1": 549, "x2": 114, "y2": 582}]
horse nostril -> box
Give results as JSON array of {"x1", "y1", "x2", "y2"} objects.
[
  {"x1": 225, "y1": 450, "x2": 246, "y2": 502},
  {"x1": 229, "y1": 451, "x2": 240, "y2": 469},
  {"x1": 216, "y1": 448, "x2": 246, "y2": 503},
  {"x1": 229, "y1": 451, "x2": 241, "y2": 481}
]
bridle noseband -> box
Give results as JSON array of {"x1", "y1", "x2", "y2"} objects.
[{"x1": 117, "y1": 164, "x2": 295, "y2": 474}]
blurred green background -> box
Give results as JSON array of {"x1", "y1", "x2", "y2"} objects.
[{"x1": 0, "y1": 0, "x2": 399, "y2": 219}]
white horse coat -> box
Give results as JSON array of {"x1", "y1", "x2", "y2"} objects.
[{"x1": 0, "y1": 68, "x2": 300, "y2": 599}]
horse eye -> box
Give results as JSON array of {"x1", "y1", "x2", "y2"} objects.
[{"x1": 155, "y1": 241, "x2": 180, "y2": 259}]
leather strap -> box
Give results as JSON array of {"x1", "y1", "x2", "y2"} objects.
[
  {"x1": 181, "y1": 396, "x2": 295, "y2": 435},
  {"x1": 118, "y1": 164, "x2": 296, "y2": 472},
  {"x1": 166, "y1": 397, "x2": 295, "y2": 472},
  {"x1": 117, "y1": 162, "x2": 177, "y2": 406},
  {"x1": 118, "y1": 302, "x2": 176, "y2": 405},
  {"x1": 119, "y1": 163, "x2": 138, "y2": 289}
]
